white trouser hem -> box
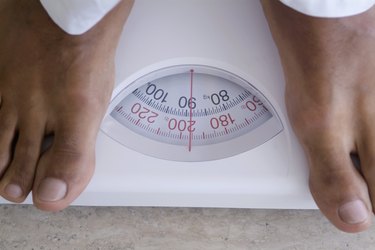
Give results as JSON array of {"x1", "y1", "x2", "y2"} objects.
[
  {"x1": 280, "y1": 0, "x2": 375, "y2": 18},
  {"x1": 40, "y1": 0, "x2": 375, "y2": 35},
  {"x1": 40, "y1": 0, "x2": 120, "y2": 35}
]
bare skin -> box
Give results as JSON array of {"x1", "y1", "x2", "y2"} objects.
[
  {"x1": 261, "y1": 1, "x2": 375, "y2": 232},
  {"x1": 2, "y1": 0, "x2": 374, "y2": 234},
  {"x1": 0, "y1": 0, "x2": 133, "y2": 211}
]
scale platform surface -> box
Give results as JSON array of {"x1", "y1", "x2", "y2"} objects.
[{"x1": 0, "y1": 0, "x2": 317, "y2": 209}]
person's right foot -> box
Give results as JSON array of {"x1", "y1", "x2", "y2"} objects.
[
  {"x1": 0, "y1": 0, "x2": 133, "y2": 211},
  {"x1": 262, "y1": 1, "x2": 375, "y2": 232}
]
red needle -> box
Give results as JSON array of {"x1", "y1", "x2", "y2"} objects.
[{"x1": 189, "y1": 69, "x2": 194, "y2": 152}]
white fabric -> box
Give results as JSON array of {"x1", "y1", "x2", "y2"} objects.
[
  {"x1": 41, "y1": 0, "x2": 375, "y2": 35},
  {"x1": 40, "y1": 0, "x2": 121, "y2": 35},
  {"x1": 280, "y1": 0, "x2": 375, "y2": 18}
]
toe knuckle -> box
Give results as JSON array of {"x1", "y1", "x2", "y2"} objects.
[
  {"x1": 0, "y1": 116, "x2": 15, "y2": 132},
  {"x1": 54, "y1": 139, "x2": 84, "y2": 161},
  {"x1": 311, "y1": 166, "x2": 352, "y2": 191},
  {"x1": 17, "y1": 147, "x2": 35, "y2": 161}
]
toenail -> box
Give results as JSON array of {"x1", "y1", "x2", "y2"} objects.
[
  {"x1": 338, "y1": 200, "x2": 368, "y2": 225},
  {"x1": 4, "y1": 183, "x2": 23, "y2": 199},
  {"x1": 37, "y1": 177, "x2": 67, "y2": 202}
]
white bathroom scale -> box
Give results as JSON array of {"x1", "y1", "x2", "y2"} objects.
[{"x1": 1, "y1": 0, "x2": 317, "y2": 209}]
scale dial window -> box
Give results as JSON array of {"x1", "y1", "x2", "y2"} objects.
[{"x1": 102, "y1": 65, "x2": 283, "y2": 161}]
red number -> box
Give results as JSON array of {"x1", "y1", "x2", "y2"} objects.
[
  {"x1": 131, "y1": 103, "x2": 142, "y2": 114},
  {"x1": 130, "y1": 103, "x2": 159, "y2": 123},
  {"x1": 147, "y1": 112, "x2": 158, "y2": 123},
  {"x1": 246, "y1": 101, "x2": 257, "y2": 111},
  {"x1": 138, "y1": 107, "x2": 150, "y2": 119},
  {"x1": 178, "y1": 120, "x2": 187, "y2": 132},
  {"x1": 253, "y1": 96, "x2": 263, "y2": 105},
  {"x1": 187, "y1": 120, "x2": 196, "y2": 132},
  {"x1": 168, "y1": 119, "x2": 195, "y2": 132},
  {"x1": 210, "y1": 118, "x2": 219, "y2": 129},
  {"x1": 210, "y1": 114, "x2": 235, "y2": 129}
]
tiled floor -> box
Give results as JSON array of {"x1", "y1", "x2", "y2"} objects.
[{"x1": 0, "y1": 205, "x2": 374, "y2": 250}]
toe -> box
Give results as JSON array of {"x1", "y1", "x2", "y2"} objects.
[
  {"x1": 307, "y1": 144, "x2": 372, "y2": 233},
  {"x1": 357, "y1": 128, "x2": 375, "y2": 217},
  {"x1": 0, "y1": 109, "x2": 17, "y2": 177},
  {"x1": 32, "y1": 121, "x2": 96, "y2": 211},
  {"x1": 0, "y1": 122, "x2": 44, "y2": 202}
]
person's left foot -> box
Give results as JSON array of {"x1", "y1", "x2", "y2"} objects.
[
  {"x1": 0, "y1": 0, "x2": 133, "y2": 211},
  {"x1": 262, "y1": 0, "x2": 375, "y2": 232}
]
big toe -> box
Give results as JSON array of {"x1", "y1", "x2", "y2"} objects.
[
  {"x1": 32, "y1": 123, "x2": 97, "y2": 211},
  {"x1": 307, "y1": 146, "x2": 372, "y2": 233}
]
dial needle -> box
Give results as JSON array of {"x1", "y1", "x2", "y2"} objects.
[{"x1": 189, "y1": 69, "x2": 194, "y2": 152}]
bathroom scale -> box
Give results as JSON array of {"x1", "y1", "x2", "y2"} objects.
[{"x1": 0, "y1": 0, "x2": 317, "y2": 209}]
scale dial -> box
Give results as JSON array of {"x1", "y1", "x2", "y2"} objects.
[{"x1": 102, "y1": 65, "x2": 283, "y2": 161}]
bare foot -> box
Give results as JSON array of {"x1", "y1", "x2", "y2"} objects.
[
  {"x1": 261, "y1": 1, "x2": 375, "y2": 232},
  {"x1": 0, "y1": 0, "x2": 133, "y2": 211}
]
